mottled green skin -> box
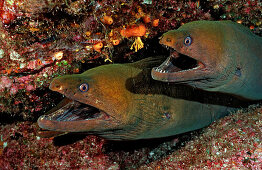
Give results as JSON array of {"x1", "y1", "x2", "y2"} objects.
[
  {"x1": 152, "y1": 20, "x2": 262, "y2": 100},
  {"x1": 38, "y1": 58, "x2": 247, "y2": 140}
]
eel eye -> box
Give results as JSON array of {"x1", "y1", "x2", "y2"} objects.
[
  {"x1": 79, "y1": 83, "x2": 89, "y2": 92},
  {"x1": 184, "y1": 36, "x2": 192, "y2": 46}
]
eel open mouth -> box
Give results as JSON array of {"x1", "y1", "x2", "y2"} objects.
[
  {"x1": 152, "y1": 48, "x2": 205, "y2": 81},
  {"x1": 37, "y1": 99, "x2": 110, "y2": 132}
]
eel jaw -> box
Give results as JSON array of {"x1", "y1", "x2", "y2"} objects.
[
  {"x1": 37, "y1": 99, "x2": 111, "y2": 132},
  {"x1": 151, "y1": 49, "x2": 206, "y2": 82}
]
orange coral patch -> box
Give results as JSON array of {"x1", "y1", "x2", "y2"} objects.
[
  {"x1": 101, "y1": 15, "x2": 113, "y2": 25},
  {"x1": 93, "y1": 42, "x2": 103, "y2": 52},
  {"x1": 152, "y1": 19, "x2": 159, "y2": 27},
  {"x1": 143, "y1": 15, "x2": 151, "y2": 23},
  {"x1": 112, "y1": 40, "x2": 120, "y2": 46},
  {"x1": 120, "y1": 24, "x2": 146, "y2": 38},
  {"x1": 85, "y1": 31, "x2": 91, "y2": 36},
  {"x1": 36, "y1": 59, "x2": 42, "y2": 66}
]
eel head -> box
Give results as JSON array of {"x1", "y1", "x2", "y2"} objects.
[
  {"x1": 38, "y1": 65, "x2": 139, "y2": 140},
  {"x1": 151, "y1": 21, "x2": 228, "y2": 87}
]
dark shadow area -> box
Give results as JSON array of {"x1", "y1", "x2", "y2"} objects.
[
  {"x1": 125, "y1": 67, "x2": 258, "y2": 108},
  {"x1": 104, "y1": 129, "x2": 201, "y2": 152},
  {"x1": 0, "y1": 112, "x2": 24, "y2": 125}
]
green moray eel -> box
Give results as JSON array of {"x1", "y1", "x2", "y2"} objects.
[
  {"x1": 151, "y1": 20, "x2": 262, "y2": 100},
  {"x1": 38, "y1": 57, "x2": 250, "y2": 140}
]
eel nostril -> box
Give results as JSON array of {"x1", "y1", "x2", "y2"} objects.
[
  {"x1": 166, "y1": 38, "x2": 171, "y2": 42},
  {"x1": 50, "y1": 83, "x2": 63, "y2": 91},
  {"x1": 55, "y1": 84, "x2": 63, "y2": 90},
  {"x1": 49, "y1": 80, "x2": 65, "y2": 91}
]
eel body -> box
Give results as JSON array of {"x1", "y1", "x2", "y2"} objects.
[
  {"x1": 38, "y1": 57, "x2": 248, "y2": 140},
  {"x1": 151, "y1": 20, "x2": 262, "y2": 100}
]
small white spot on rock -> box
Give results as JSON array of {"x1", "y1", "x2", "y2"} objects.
[
  {"x1": 149, "y1": 151, "x2": 154, "y2": 156},
  {"x1": 43, "y1": 73, "x2": 48, "y2": 78},
  {"x1": 0, "y1": 49, "x2": 4, "y2": 58},
  {"x1": 3, "y1": 142, "x2": 8, "y2": 148},
  {"x1": 20, "y1": 63, "x2": 26, "y2": 69},
  {"x1": 10, "y1": 51, "x2": 25, "y2": 62}
]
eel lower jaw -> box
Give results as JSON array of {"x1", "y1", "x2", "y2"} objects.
[
  {"x1": 151, "y1": 49, "x2": 206, "y2": 82},
  {"x1": 37, "y1": 99, "x2": 111, "y2": 132}
]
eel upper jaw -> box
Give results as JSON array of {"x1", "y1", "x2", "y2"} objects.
[
  {"x1": 151, "y1": 48, "x2": 207, "y2": 82},
  {"x1": 37, "y1": 98, "x2": 111, "y2": 132}
]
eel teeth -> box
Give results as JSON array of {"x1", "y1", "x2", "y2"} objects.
[
  {"x1": 154, "y1": 67, "x2": 168, "y2": 73},
  {"x1": 176, "y1": 65, "x2": 201, "y2": 73}
]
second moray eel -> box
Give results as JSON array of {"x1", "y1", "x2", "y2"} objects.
[
  {"x1": 38, "y1": 57, "x2": 249, "y2": 140},
  {"x1": 152, "y1": 20, "x2": 262, "y2": 100}
]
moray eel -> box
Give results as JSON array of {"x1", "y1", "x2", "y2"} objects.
[
  {"x1": 38, "y1": 57, "x2": 249, "y2": 140},
  {"x1": 151, "y1": 20, "x2": 262, "y2": 100}
]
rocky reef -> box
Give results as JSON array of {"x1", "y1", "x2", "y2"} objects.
[{"x1": 0, "y1": 0, "x2": 261, "y2": 168}]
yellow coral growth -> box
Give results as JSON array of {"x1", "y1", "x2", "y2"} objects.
[
  {"x1": 104, "y1": 57, "x2": 112, "y2": 62},
  {"x1": 130, "y1": 37, "x2": 144, "y2": 52}
]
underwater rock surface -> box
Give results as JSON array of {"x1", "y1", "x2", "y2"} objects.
[
  {"x1": 0, "y1": 105, "x2": 261, "y2": 169},
  {"x1": 0, "y1": 0, "x2": 261, "y2": 168}
]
